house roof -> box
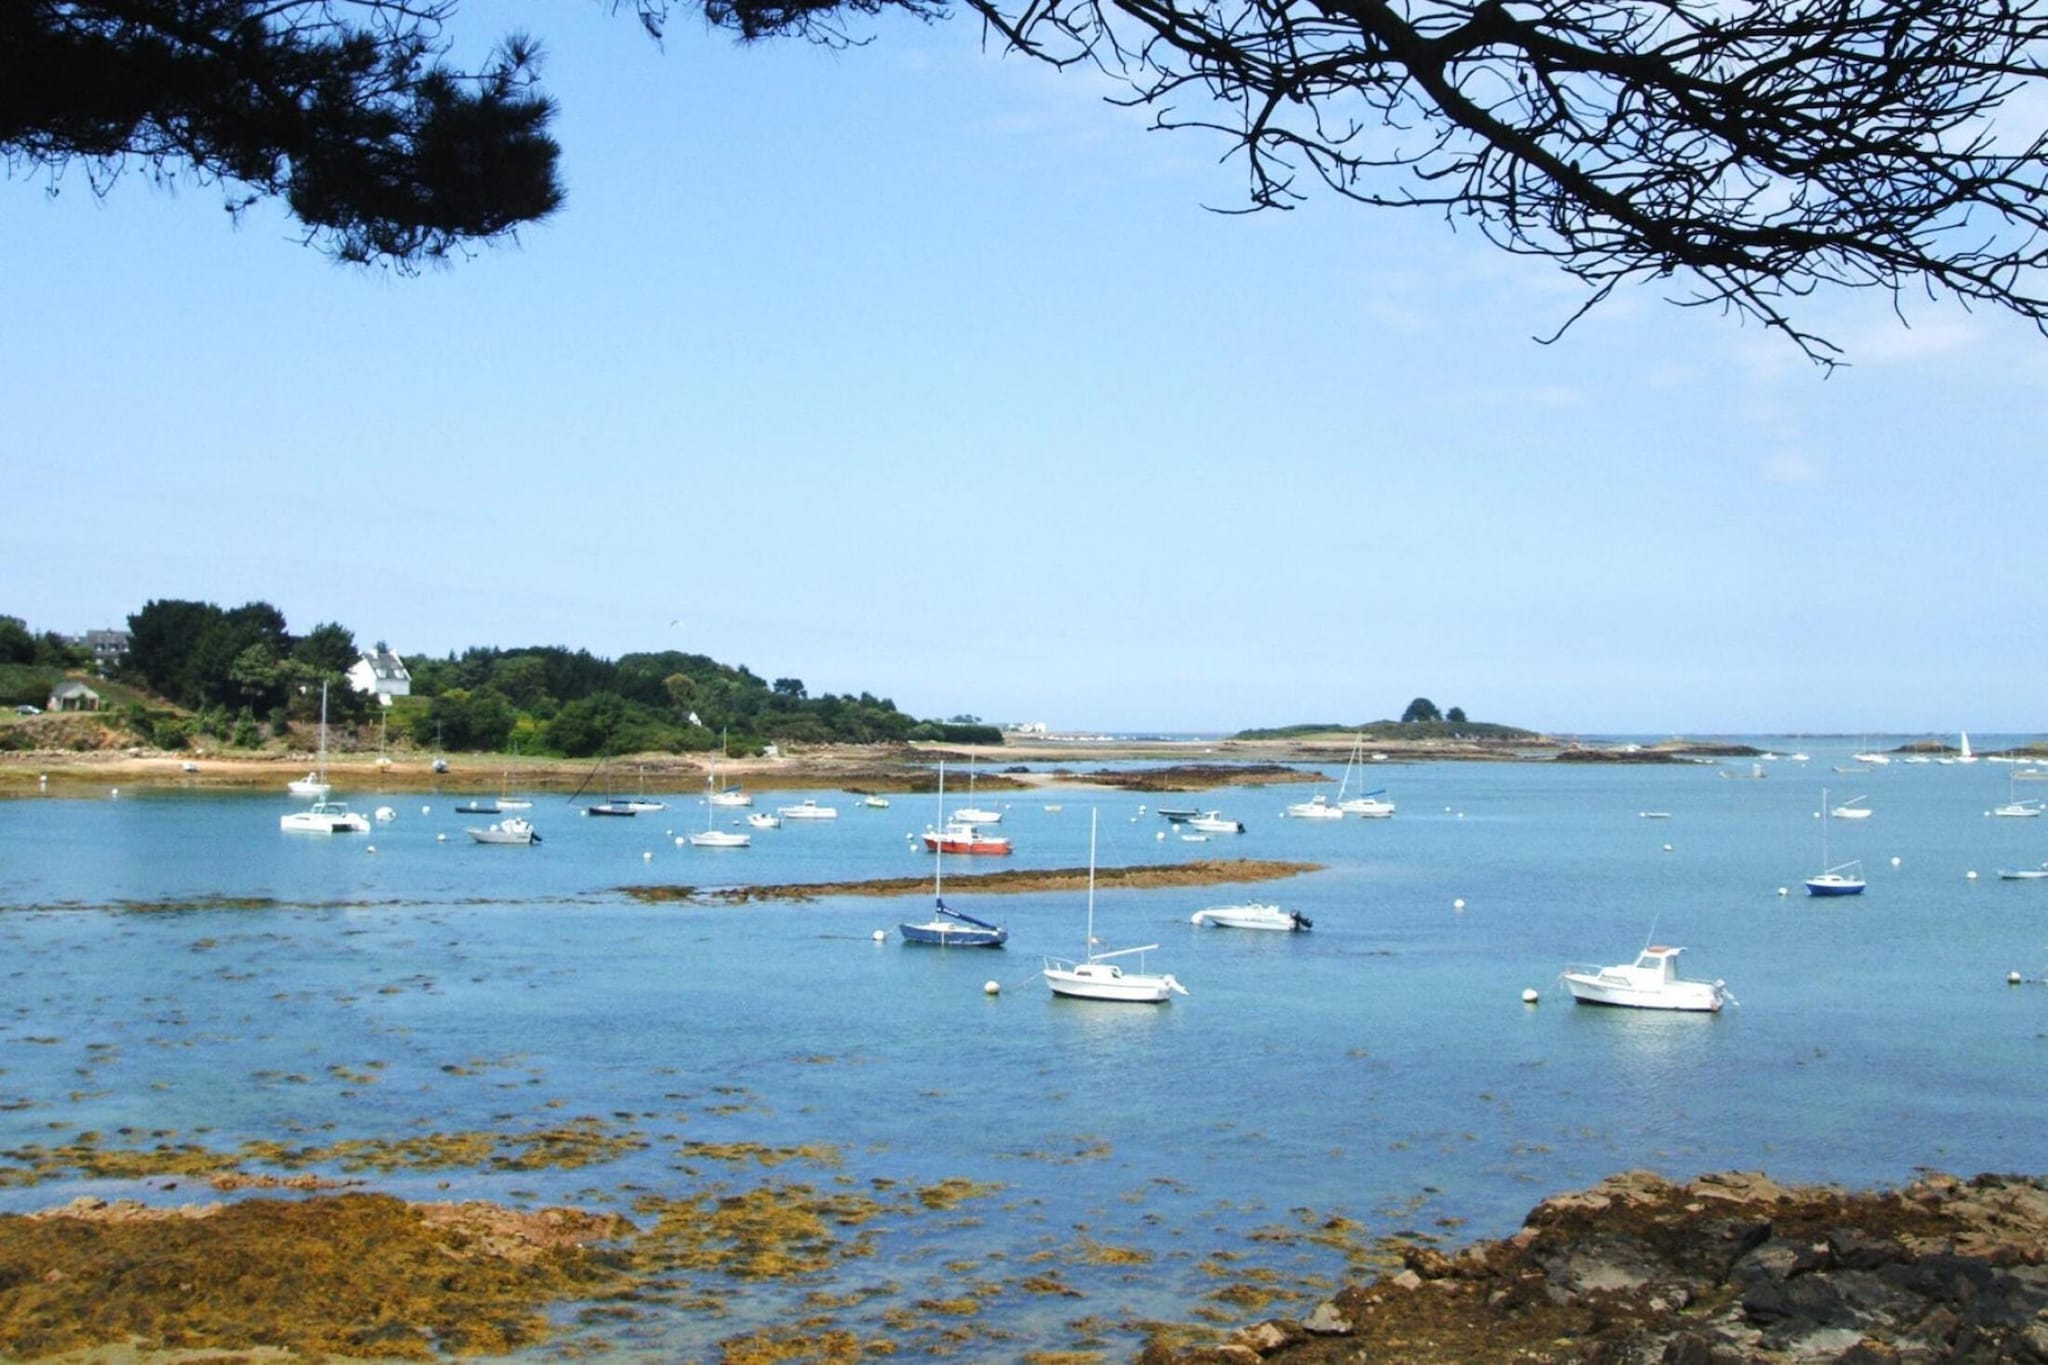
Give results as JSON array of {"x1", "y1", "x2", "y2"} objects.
[
  {"x1": 357, "y1": 649, "x2": 410, "y2": 680},
  {"x1": 50, "y1": 680, "x2": 100, "y2": 699}
]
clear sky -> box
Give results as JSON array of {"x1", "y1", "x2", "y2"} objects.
[{"x1": 5, "y1": 2, "x2": 2044, "y2": 737}]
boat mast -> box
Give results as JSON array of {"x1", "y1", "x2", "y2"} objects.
[
  {"x1": 1819, "y1": 785, "x2": 1829, "y2": 869},
  {"x1": 1086, "y1": 808, "x2": 1097, "y2": 959},
  {"x1": 934, "y1": 761, "x2": 946, "y2": 904}
]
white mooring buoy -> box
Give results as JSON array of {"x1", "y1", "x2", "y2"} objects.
[{"x1": 1521, "y1": 988, "x2": 1540, "y2": 1005}]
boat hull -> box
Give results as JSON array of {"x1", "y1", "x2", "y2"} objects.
[
  {"x1": 687, "y1": 831, "x2": 751, "y2": 848},
  {"x1": 468, "y1": 820, "x2": 538, "y2": 845},
  {"x1": 1562, "y1": 974, "x2": 1722, "y2": 1011},
  {"x1": 921, "y1": 832, "x2": 1012, "y2": 855},
  {"x1": 1190, "y1": 904, "x2": 1308, "y2": 931},
  {"x1": 899, "y1": 920, "x2": 1006, "y2": 948},
  {"x1": 281, "y1": 810, "x2": 370, "y2": 834},
  {"x1": 1043, "y1": 961, "x2": 1182, "y2": 1003},
  {"x1": 1805, "y1": 876, "x2": 1866, "y2": 896}
]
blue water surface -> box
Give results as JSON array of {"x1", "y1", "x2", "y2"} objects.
[{"x1": 2, "y1": 743, "x2": 2045, "y2": 1359}]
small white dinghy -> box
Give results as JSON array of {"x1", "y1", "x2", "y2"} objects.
[{"x1": 1561, "y1": 945, "x2": 1729, "y2": 1012}]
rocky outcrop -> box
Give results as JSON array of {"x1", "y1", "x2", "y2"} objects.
[{"x1": 1141, "y1": 1170, "x2": 2048, "y2": 1364}]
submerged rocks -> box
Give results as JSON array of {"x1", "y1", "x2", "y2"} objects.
[{"x1": 1144, "y1": 1170, "x2": 2048, "y2": 1364}]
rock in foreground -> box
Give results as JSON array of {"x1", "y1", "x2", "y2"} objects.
[{"x1": 1144, "y1": 1170, "x2": 2048, "y2": 1364}]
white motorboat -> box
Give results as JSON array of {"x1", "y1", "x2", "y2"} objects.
[
  {"x1": 1997, "y1": 864, "x2": 2048, "y2": 880},
  {"x1": 286, "y1": 772, "x2": 330, "y2": 798},
  {"x1": 280, "y1": 800, "x2": 371, "y2": 834},
  {"x1": 1561, "y1": 945, "x2": 1728, "y2": 1012},
  {"x1": 1830, "y1": 795, "x2": 1873, "y2": 820},
  {"x1": 1284, "y1": 793, "x2": 1344, "y2": 820},
  {"x1": 922, "y1": 823, "x2": 1013, "y2": 855},
  {"x1": 746, "y1": 811, "x2": 781, "y2": 830},
  {"x1": 1044, "y1": 811, "x2": 1187, "y2": 1003},
  {"x1": 1186, "y1": 811, "x2": 1245, "y2": 833},
  {"x1": 468, "y1": 817, "x2": 540, "y2": 845},
  {"x1": 1189, "y1": 902, "x2": 1310, "y2": 932},
  {"x1": 861, "y1": 794, "x2": 890, "y2": 809},
  {"x1": 777, "y1": 799, "x2": 839, "y2": 820}
]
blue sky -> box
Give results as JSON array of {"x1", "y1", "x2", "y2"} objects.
[{"x1": 5, "y1": 2, "x2": 2045, "y2": 736}]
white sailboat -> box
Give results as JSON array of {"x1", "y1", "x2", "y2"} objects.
[
  {"x1": 1957, "y1": 730, "x2": 1979, "y2": 764},
  {"x1": 951, "y1": 754, "x2": 1001, "y2": 825},
  {"x1": 707, "y1": 765, "x2": 753, "y2": 807},
  {"x1": 1333, "y1": 731, "x2": 1397, "y2": 816},
  {"x1": 1993, "y1": 767, "x2": 2041, "y2": 818},
  {"x1": 623, "y1": 766, "x2": 667, "y2": 813},
  {"x1": 286, "y1": 680, "x2": 334, "y2": 797},
  {"x1": 686, "y1": 774, "x2": 750, "y2": 847},
  {"x1": 1043, "y1": 811, "x2": 1187, "y2": 1003}
]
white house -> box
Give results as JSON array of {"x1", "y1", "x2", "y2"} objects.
[{"x1": 347, "y1": 648, "x2": 412, "y2": 706}]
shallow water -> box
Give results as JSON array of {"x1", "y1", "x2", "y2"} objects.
[{"x1": 3, "y1": 742, "x2": 2045, "y2": 1358}]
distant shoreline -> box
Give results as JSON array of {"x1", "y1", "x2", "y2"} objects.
[{"x1": 6, "y1": 732, "x2": 2030, "y2": 800}]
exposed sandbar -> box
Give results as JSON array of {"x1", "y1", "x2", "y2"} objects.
[{"x1": 619, "y1": 858, "x2": 1322, "y2": 904}]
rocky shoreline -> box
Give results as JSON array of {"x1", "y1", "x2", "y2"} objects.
[
  {"x1": 3, "y1": 1167, "x2": 2042, "y2": 1361},
  {"x1": 1140, "y1": 1169, "x2": 2048, "y2": 1364}
]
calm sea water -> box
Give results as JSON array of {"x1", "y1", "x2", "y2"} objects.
[{"x1": 3, "y1": 741, "x2": 2046, "y2": 1359}]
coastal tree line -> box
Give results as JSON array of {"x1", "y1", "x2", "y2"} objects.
[{"x1": 2, "y1": 602, "x2": 1000, "y2": 756}]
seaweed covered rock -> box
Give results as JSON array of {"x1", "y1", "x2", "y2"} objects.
[{"x1": 1143, "y1": 1170, "x2": 2048, "y2": 1364}]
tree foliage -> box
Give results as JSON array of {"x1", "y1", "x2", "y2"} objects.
[
  {"x1": 12, "y1": 1, "x2": 2048, "y2": 358},
  {"x1": 1401, "y1": 697, "x2": 1442, "y2": 724},
  {"x1": 894, "y1": 0, "x2": 2048, "y2": 363},
  {"x1": 4, "y1": 0, "x2": 562, "y2": 267}
]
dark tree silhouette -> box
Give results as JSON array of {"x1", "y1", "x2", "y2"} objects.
[
  {"x1": 642, "y1": 0, "x2": 2048, "y2": 365},
  {"x1": 1401, "y1": 697, "x2": 1442, "y2": 723},
  {"x1": 12, "y1": 0, "x2": 2048, "y2": 360},
  {"x1": 3, "y1": 1, "x2": 561, "y2": 267}
]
